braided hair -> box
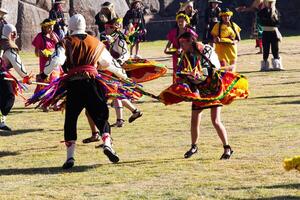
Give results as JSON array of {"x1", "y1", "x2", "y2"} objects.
[{"x1": 218, "y1": 9, "x2": 241, "y2": 41}]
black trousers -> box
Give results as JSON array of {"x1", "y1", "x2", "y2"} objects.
[
  {"x1": 0, "y1": 74, "x2": 15, "y2": 116},
  {"x1": 262, "y1": 31, "x2": 279, "y2": 60},
  {"x1": 64, "y1": 79, "x2": 110, "y2": 141}
]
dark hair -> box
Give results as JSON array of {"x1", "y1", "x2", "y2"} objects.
[
  {"x1": 218, "y1": 9, "x2": 240, "y2": 41},
  {"x1": 106, "y1": 18, "x2": 118, "y2": 26},
  {"x1": 178, "y1": 31, "x2": 197, "y2": 41}
]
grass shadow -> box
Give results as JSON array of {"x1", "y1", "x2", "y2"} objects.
[
  {"x1": 0, "y1": 151, "x2": 20, "y2": 158},
  {"x1": 0, "y1": 164, "x2": 104, "y2": 175},
  {"x1": 0, "y1": 128, "x2": 44, "y2": 136},
  {"x1": 276, "y1": 100, "x2": 300, "y2": 105},
  {"x1": 250, "y1": 95, "x2": 300, "y2": 100},
  {"x1": 264, "y1": 81, "x2": 300, "y2": 86},
  {"x1": 230, "y1": 183, "x2": 300, "y2": 192},
  {"x1": 238, "y1": 196, "x2": 300, "y2": 200}
]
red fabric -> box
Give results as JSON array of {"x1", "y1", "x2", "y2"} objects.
[{"x1": 67, "y1": 65, "x2": 98, "y2": 77}]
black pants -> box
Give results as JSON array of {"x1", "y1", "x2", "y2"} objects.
[
  {"x1": 64, "y1": 79, "x2": 110, "y2": 141},
  {"x1": 262, "y1": 31, "x2": 279, "y2": 60},
  {"x1": 0, "y1": 74, "x2": 15, "y2": 116}
]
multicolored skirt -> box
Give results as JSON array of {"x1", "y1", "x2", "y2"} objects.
[
  {"x1": 26, "y1": 73, "x2": 144, "y2": 109},
  {"x1": 123, "y1": 58, "x2": 167, "y2": 83},
  {"x1": 159, "y1": 70, "x2": 249, "y2": 108}
]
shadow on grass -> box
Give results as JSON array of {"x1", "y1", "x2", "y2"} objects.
[
  {"x1": 276, "y1": 100, "x2": 300, "y2": 105},
  {"x1": 21, "y1": 145, "x2": 59, "y2": 152},
  {"x1": 264, "y1": 81, "x2": 300, "y2": 86},
  {"x1": 0, "y1": 151, "x2": 20, "y2": 158},
  {"x1": 115, "y1": 156, "x2": 197, "y2": 166},
  {"x1": 0, "y1": 128, "x2": 44, "y2": 136},
  {"x1": 229, "y1": 183, "x2": 300, "y2": 192},
  {"x1": 250, "y1": 95, "x2": 300, "y2": 100},
  {"x1": 0, "y1": 164, "x2": 104, "y2": 175},
  {"x1": 237, "y1": 196, "x2": 300, "y2": 200}
]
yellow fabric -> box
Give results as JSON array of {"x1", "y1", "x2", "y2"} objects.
[
  {"x1": 219, "y1": 11, "x2": 233, "y2": 17},
  {"x1": 211, "y1": 22, "x2": 241, "y2": 65}
]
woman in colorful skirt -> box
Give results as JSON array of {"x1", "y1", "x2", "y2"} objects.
[
  {"x1": 165, "y1": 12, "x2": 198, "y2": 83},
  {"x1": 211, "y1": 8, "x2": 241, "y2": 72},
  {"x1": 159, "y1": 32, "x2": 248, "y2": 159}
]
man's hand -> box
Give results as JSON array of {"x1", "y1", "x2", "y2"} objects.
[{"x1": 23, "y1": 76, "x2": 32, "y2": 85}]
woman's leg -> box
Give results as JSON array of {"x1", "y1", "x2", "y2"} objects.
[
  {"x1": 122, "y1": 99, "x2": 143, "y2": 123},
  {"x1": 111, "y1": 99, "x2": 124, "y2": 127},
  {"x1": 135, "y1": 42, "x2": 140, "y2": 57},
  {"x1": 191, "y1": 109, "x2": 202, "y2": 145},
  {"x1": 210, "y1": 106, "x2": 233, "y2": 158},
  {"x1": 184, "y1": 108, "x2": 203, "y2": 158},
  {"x1": 210, "y1": 106, "x2": 228, "y2": 146}
]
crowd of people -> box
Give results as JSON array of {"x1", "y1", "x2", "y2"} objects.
[{"x1": 0, "y1": 0, "x2": 293, "y2": 171}]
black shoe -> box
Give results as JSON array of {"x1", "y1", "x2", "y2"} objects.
[
  {"x1": 103, "y1": 145, "x2": 119, "y2": 163},
  {"x1": 62, "y1": 157, "x2": 75, "y2": 169},
  {"x1": 0, "y1": 125, "x2": 12, "y2": 131},
  {"x1": 220, "y1": 145, "x2": 233, "y2": 160},
  {"x1": 128, "y1": 110, "x2": 143, "y2": 123},
  {"x1": 110, "y1": 119, "x2": 125, "y2": 128},
  {"x1": 184, "y1": 144, "x2": 198, "y2": 158}
]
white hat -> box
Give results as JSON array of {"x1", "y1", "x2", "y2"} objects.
[
  {"x1": 68, "y1": 14, "x2": 86, "y2": 35},
  {"x1": 208, "y1": 0, "x2": 222, "y2": 3},
  {"x1": 2, "y1": 24, "x2": 16, "y2": 39}
]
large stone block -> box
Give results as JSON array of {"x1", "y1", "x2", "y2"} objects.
[
  {"x1": 1, "y1": 0, "x2": 19, "y2": 25},
  {"x1": 17, "y1": 1, "x2": 49, "y2": 50}
]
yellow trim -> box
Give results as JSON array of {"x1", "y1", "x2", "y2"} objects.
[
  {"x1": 219, "y1": 11, "x2": 233, "y2": 17},
  {"x1": 40, "y1": 20, "x2": 56, "y2": 27},
  {"x1": 176, "y1": 13, "x2": 190, "y2": 24}
]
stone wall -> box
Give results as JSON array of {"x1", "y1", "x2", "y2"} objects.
[{"x1": 0, "y1": 0, "x2": 299, "y2": 49}]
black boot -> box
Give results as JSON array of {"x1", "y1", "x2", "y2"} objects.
[
  {"x1": 220, "y1": 145, "x2": 233, "y2": 160},
  {"x1": 128, "y1": 109, "x2": 143, "y2": 123},
  {"x1": 62, "y1": 157, "x2": 75, "y2": 169},
  {"x1": 184, "y1": 144, "x2": 198, "y2": 158}
]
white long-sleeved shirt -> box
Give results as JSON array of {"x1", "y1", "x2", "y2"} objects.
[{"x1": 1, "y1": 49, "x2": 28, "y2": 78}]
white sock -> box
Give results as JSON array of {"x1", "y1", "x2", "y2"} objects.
[
  {"x1": 102, "y1": 133, "x2": 111, "y2": 147},
  {"x1": 66, "y1": 141, "x2": 75, "y2": 161}
]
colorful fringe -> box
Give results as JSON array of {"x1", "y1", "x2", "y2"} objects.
[
  {"x1": 26, "y1": 73, "x2": 146, "y2": 109},
  {"x1": 283, "y1": 155, "x2": 300, "y2": 172},
  {"x1": 123, "y1": 58, "x2": 167, "y2": 83},
  {"x1": 0, "y1": 71, "x2": 28, "y2": 100},
  {"x1": 159, "y1": 70, "x2": 249, "y2": 107}
]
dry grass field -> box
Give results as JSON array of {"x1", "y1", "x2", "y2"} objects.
[{"x1": 0, "y1": 36, "x2": 299, "y2": 199}]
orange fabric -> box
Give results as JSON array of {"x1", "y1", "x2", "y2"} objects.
[{"x1": 61, "y1": 35, "x2": 105, "y2": 69}]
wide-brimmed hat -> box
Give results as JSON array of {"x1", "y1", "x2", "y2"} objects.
[
  {"x1": 208, "y1": 0, "x2": 222, "y2": 3},
  {"x1": 219, "y1": 8, "x2": 233, "y2": 17},
  {"x1": 0, "y1": 8, "x2": 8, "y2": 14},
  {"x1": 264, "y1": 0, "x2": 276, "y2": 2}
]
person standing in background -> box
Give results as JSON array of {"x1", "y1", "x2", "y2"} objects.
[
  {"x1": 258, "y1": 0, "x2": 283, "y2": 71},
  {"x1": 95, "y1": 2, "x2": 118, "y2": 41},
  {"x1": 49, "y1": 0, "x2": 66, "y2": 40},
  {"x1": 203, "y1": 0, "x2": 222, "y2": 45}
]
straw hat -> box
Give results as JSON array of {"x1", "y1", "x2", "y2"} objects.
[{"x1": 208, "y1": 0, "x2": 222, "y2": 3}]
